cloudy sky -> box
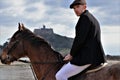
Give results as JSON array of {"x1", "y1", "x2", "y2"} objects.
[{"x1": 0, "y1": 0, "x2": 120, "y2": 55}]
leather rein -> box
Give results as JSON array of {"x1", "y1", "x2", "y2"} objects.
[{"x1": 7, "y1": 37, "x2": 64, "y2": 80}]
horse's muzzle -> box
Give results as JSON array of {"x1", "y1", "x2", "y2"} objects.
[{"x1": 1, "y1": 58, "x2": 8, "y2": 64}]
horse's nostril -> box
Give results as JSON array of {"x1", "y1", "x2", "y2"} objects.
[
  {"x1": 0, "y1": 54, "x2": 2, "y2": 60},
  {"x1": 1, "y1": 59, "x2": 5, "y2": 63},
  {"x1": 1, "y1": 59, "x2": 7, "y2": 64}
]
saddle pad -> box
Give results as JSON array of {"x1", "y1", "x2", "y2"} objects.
[{"x1": 86, "y1": 63, "x2": 108, "y2": 73}]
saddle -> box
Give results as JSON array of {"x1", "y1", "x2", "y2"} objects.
[
  {"x1": 86, "y1": 62, "x2": 108, "y2": 73},
  {"x1": 69, "y1": 63, "x2": 108, "y2": 80}
]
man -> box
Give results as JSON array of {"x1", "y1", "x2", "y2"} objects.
[{"x1": 56, "y1": 0, "x2": 106, "y2": 80}]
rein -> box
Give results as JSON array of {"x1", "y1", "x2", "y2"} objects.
[
  {"x1": 18, "y1": 54, "x2": 64, "y2": 64},
  {"x1": 6, "y1": 32, "x2": 65, "y2": 80},
  {"x1": 17, "y1": 51, "x2": 65, "y2": 80},
  {"x1": 8, "y1": 40, "x2": 64, "y2": 80},
  {"x1": 18, "y1": 55, "x2": 65, "y2": 80},
  {"x1": 7, "y1": 33, "x2": 64, "y2": 64}
]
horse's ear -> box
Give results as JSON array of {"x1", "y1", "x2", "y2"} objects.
[
  {"x1": 21, "y1": 23, "x2": 26, "y2": 30},
  {"x1": 18, "y1": 23, "x2": 21, "y2": 31},
  {"x1": 18, "y1": 23, "x2": 25, "y2": 31}
]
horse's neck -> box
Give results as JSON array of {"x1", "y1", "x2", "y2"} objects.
[
  {"x1": 31, "y1": 62, "x2": 63, "y2": 80},
  {"x1": 24, "y1": 41, "x2": 63, "y2": 80},
  {"x1": 27, "y1": 46, "x2": 58, "y2": 62},
  {"x1": 28, "y1": 50, "x2": 63, "y2": 80}
]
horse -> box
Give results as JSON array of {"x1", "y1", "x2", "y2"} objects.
[{"x1": 0, "y1": 23, "x2": 120, "y2": 80}]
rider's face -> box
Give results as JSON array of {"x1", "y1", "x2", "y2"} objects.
[{"x1": 73, "y1": 4, "x2": 86, "y2": 16}]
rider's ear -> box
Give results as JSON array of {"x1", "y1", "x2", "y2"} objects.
[{"x1": 18, "y1": 23, "x2": 25, "y2": 31}]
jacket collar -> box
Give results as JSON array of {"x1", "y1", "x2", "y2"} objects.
[{"x1": 80, "y1": 10, "x2": 88, "y2": 16}]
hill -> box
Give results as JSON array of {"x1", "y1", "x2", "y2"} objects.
[
  {"x1": 106, "y1": 55, "x2": 120, "y2": 60},
  {"x1": 33, "y1": 25, "x2": 73, "y2": 53}
]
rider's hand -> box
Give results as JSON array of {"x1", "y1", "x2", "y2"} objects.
[{"x1": 63, "y1": 53, "x2": 72, "y2": 61}]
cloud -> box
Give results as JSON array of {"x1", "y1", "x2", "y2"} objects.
[
  {"x1": 0, "y1": 0, "x2": 119, "y2": 27},
  {"x1": 87, "y1": 0, "x2": 120, "y2": 26},
  {"x1": 43, "y1": 0, "x2": 73, "y2": 8},
  {"x1": 0, "y1": 25, "x2": 18, "y2": 44},
  {"x1": 0, "y1": 0, "x2": 120, "y2": 55},
  {"x1": 101, "y1": 26, "x2": 120, "y2": 55},
  {"x1": 101, "y1": 26, "x2": 120, "y2": 45}
]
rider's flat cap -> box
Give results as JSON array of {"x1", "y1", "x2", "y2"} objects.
[{"x1": 70, "y1": 0, "x2": 86, "y2": 8}]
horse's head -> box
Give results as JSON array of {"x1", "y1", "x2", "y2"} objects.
[{"x1": 0, "y1": 23, "x2": 27, "y2": 64}]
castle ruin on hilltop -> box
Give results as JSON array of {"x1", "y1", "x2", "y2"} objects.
[
  {"x1": 33, "y1": 25, "x2": 73, "y2": 51},
  {"x1": 34, "y1": 25, "x2": 54, "y2": 36}
]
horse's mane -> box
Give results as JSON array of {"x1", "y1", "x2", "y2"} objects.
[
  {"x1": 23, "y1": 28, "x2": 64, "y2": 59},
  {"x1": 11, "y1": 27, "x2": 64, "y2": 59},
  {"x1": 13, "y1": 27, "x2": 51, "y2": 47}
]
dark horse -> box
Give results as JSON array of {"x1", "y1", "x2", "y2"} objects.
[{"x1": 1, "y1": 23, "x2": 120, "y2": 80}]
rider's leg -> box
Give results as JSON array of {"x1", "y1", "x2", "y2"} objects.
[{"x1": 55, "y1": 62, "x2": 91, "y2": 80}]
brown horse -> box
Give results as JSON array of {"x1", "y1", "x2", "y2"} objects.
[{"x1": 0, "y1": 23, "x2": 120, "y2": 80}]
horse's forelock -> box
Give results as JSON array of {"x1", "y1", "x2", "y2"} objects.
[
  {"x1": 18, "y1": 28, "x2": 51, "y2": 46},
  {"x1": 11, "y1": 30, "x2": 21, "y2": 39},
  {"x1": 10, "y1": 27, "x2": 51, "y2": 49},
  {"x1": 12, "y1": 28, "x2": 31, "y2": 38},
  {"x1": 10, "y1": 28, "x2": 28, "y2": 41}
]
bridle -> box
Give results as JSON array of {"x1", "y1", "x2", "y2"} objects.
[
  {"x1": 7, "y1": 37, "x2": 64, "y2": 63},
  {"x1": 5, "y1": 34, "x2": 65, "y2": 80},
  {"x1": 7, "y1": 40, "x2": 20, "y2": 55}
]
